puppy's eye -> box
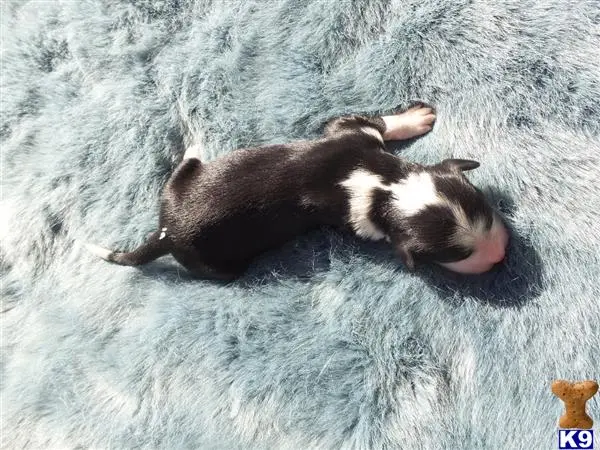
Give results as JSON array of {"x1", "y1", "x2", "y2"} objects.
[{"x1": 431, "y1": 246, "x2": 473, "y2": 263}]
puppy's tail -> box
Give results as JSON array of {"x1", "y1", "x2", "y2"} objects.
[{"x1": 85, "y1": 230, "x2": 170, "y2": 266}]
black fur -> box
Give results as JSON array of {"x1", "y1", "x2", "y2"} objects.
[{"x1": 93, "y1": 113, "x2": 496, "y2": 279}]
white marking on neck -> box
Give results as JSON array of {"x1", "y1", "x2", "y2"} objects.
[
  {"x1": 390, "y1": 172, "x2": 441, "y2": 215},
  {"x1": 339, "y1": 170, "x2": 387, "y2": 240},
  {"x1": 339, "y1": 169, "x2": 442, "y2": 239},
  {"x1": 360, "y1": 126, "x2": 384, "y2": 144}
]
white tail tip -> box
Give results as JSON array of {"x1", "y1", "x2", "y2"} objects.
[{"x1": 84, "y1": 243, "x2": 113, "y2": 260}]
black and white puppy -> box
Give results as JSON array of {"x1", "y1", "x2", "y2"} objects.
[{"x1": 86, "y1": 105, "x2": 508, "y2": 280}]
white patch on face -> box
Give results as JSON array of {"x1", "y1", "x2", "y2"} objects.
[
  {"x1": 448, "y1": 206, "x2": 488, "y2": 248},
  {"x1": 360, "y1": 126, "x2": 384, "y2": 144},
  {"x1": 339, "y1": 169, "x2": 388, "y2": 240},
  {"x1": 390, "y1": 172, "x2": 442, "y2": 215}
]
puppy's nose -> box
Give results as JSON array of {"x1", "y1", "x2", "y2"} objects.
[
  {"x1": 489, "y1": 246, "x2": 506, "y2": 264},
  {"x1": 481, "y1": 236, "x2": 507, "y2": 264},
  {"x1": 488, "y1": 222, "x2": 509, "y2": 264}
]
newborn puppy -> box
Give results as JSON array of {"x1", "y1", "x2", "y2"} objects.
[{"x1": 86, "y1": 105, "x2": 509, "y2": 280}]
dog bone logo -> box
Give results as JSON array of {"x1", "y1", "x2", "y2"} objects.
[{"x1": 552, "y1": 380, "x2": 598, "y2": 429}]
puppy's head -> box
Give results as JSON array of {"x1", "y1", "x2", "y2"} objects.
[{"x1": 393, "y1": 159, "x2": 509, "y2": 274}]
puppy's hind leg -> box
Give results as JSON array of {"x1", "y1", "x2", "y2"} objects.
[
  {"x1": 323, "y1": 105, "x2": 436, "y2": 144},
  {"x1": 381, "y1": 105, "x2": 436, "y2": 141}
]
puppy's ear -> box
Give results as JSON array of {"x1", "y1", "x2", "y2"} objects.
[
  {"x1": 441, "y1": 159, "x2": 480, "y2": 172},
  {"x1": 396, "y1": 246, "x2": 415, "y2": 271},
  {"x1": 393, "y1": 234, "x2": 416, "y2": 271}
]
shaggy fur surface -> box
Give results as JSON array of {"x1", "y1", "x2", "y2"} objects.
[{"x1": 2, "y1": 0, "x2": 599, "y2": 448}]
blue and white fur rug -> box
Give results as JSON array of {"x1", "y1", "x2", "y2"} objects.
[{"x1": 1, "y1": 0, "x2": 599, "y2": 448}]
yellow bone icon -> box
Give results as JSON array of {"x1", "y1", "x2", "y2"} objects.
[{"x1": 551, "y1": 380, "x2": 598, "y2": 429}]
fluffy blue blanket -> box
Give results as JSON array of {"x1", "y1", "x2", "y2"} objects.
[{"x1": 2, "y1": 0, "x2": 599, "y2": 448}]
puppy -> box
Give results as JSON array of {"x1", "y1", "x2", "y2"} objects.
[{"x1": 86, "y1": 105, "x2": 509, "y2": 280}]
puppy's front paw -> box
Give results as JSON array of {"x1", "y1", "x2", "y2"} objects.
[{"x1": 382, "y1": 105, "x2": 436, "y2": 141}]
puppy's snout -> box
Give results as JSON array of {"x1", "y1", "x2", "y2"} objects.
[
  {"x1": 479, "y1": 240, "x2": 504, "y2": 265},
  {"x1": 438, "y1": 220, "x2": 510, "y2": 275},
  {"x1": 489, "y1": 246, "x2": 506, "y2": 264},
  {"x1": 487, "y1": 223, "x2": 509, "y2": 264}
]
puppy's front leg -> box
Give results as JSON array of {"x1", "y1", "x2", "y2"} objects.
[{"x1": 380, "y1": 105, "x2": 436, "y2": 141}]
